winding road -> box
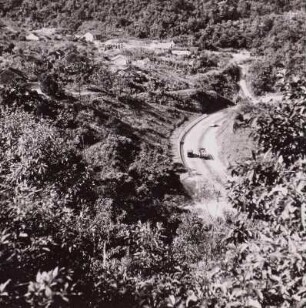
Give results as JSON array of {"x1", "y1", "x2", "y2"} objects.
[
  {"x1": 180, "y1": 109, "x2": 232, "y2": 218},
  {"x1": 177, "y1": 51, "x2": 252, "y2": 218}
]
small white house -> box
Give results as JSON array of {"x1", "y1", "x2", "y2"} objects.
[
  {"x1": 149, "y1": 40, "x2": 175, "y2": 51},
  {"x1": 171, "y1": 50, "x2": 191, "y2": 57},
  {"x1": 83, "y1": 32, "x2": 94, "y2": 42},
  {"x1": 26, "y1": 33, "x2": 40, "y2": 41}
]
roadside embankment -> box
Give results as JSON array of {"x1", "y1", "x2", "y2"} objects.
[{"x1": 216, "y1": 107, "x2": 256, "y2": 169}]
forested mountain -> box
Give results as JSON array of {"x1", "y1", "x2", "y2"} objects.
[{"x1": 3, "y1": 0, "x2": 304, "y2": 40}]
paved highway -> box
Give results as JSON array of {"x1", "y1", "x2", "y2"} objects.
[
  {"x1": 178, "y1": 51, "x2": 253, "y2": 218},
  {"x1": 180, "y1": 109, "x2": 232, "y2": 218}
]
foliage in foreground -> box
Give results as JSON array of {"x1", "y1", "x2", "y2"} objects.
[
  {"x1": 224, "y1": 77, "x2": 306, "y2": 307},
  {"x1": 0, "y1": 73, "x2": 304, "y2": 307}
]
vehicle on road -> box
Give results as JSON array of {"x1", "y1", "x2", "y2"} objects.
[
  {"x1": 187, "y1": 150, "x2": 194, "y2": 157},
  {"x1": 199, "y1": 147, "x2": 213, "y2": 160}
]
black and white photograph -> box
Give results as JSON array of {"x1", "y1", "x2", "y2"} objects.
[{"x1": 0, "y1": 0, "x2": 305, "y2": 307}]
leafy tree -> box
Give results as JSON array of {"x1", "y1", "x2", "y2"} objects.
[{"x1": 229, "y1": 76, "x2": 305, "y2": 226}]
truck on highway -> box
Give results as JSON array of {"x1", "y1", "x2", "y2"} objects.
[
  {"x1": 187, "y1": 150, "x2": 194, "y2": 157},
  {"x1": 199, "y1": 147, "x2": 213, "y2": 160}
]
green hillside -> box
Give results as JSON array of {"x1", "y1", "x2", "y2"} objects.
[{"x1": 3, "y1": 0, "x2": 303, "y2": 40}]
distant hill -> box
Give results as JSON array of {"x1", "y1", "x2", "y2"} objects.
[
  {"x1": 2, "y1": 0, "x2": 304, "y2": 40},
  {"x1": 2, "y1": 0, "x2": 304, "y2": 105}
]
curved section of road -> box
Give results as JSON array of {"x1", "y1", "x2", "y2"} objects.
[
  {"x1": 177, "y1": 51, "x2": 253, "y2": 218},
  {"x1": 179, "y1": 109, "x2": 233, "y2": 218}
]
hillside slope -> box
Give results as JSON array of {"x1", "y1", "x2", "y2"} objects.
[
  {"x1": 0, "y1": 21, "x2": 238, "y2": 306},
  {"x1": 2, "y1": 0, "x2": 303, "y2": 38},
  {"x1": 0, "y1": 1, "x2": 305, "y2": 307},
  {"x1": 3, "y1": 0, "x2": 304, "y2": 96}
]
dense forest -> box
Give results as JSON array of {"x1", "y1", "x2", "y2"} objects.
[
  {"x1": 2, "y1": 0, "x2": 303, "y2": 37},
  {"x1": 0, "y1": 0, "x2": 305, "y2": 307}
]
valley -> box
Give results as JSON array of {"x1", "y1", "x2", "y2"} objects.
[{"x1": 0, "y1": 1, "x2": 305, "y2": 307}]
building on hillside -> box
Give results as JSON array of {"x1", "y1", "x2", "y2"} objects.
[
  {"x1": 171, "y1": 50, "x2": 191, "y2": 57},
  {"x1": 150, "y1": 40, "x2": 175, "y2": 51},
  {"x1": 189, "y1": 47, "x2": 199, "y2": 53},
  {"x1": 89, "y1": 30, "x2": 104, "y2": 41},
  {"x1": 83, "y1": 32, "x2": 94, "y2": 42},
  {"x1": 102, "y1": 40, "x2": 124, "y2": 51},
  {"x1": 77, "y1": 31, "x2": 104, "y2": 42},
  {"x1": 26, "y1": 33, "x2": 40, "y2": 41},
  {"x1": 111, "y1": 54, "x2": 129, "y2": 67}
]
